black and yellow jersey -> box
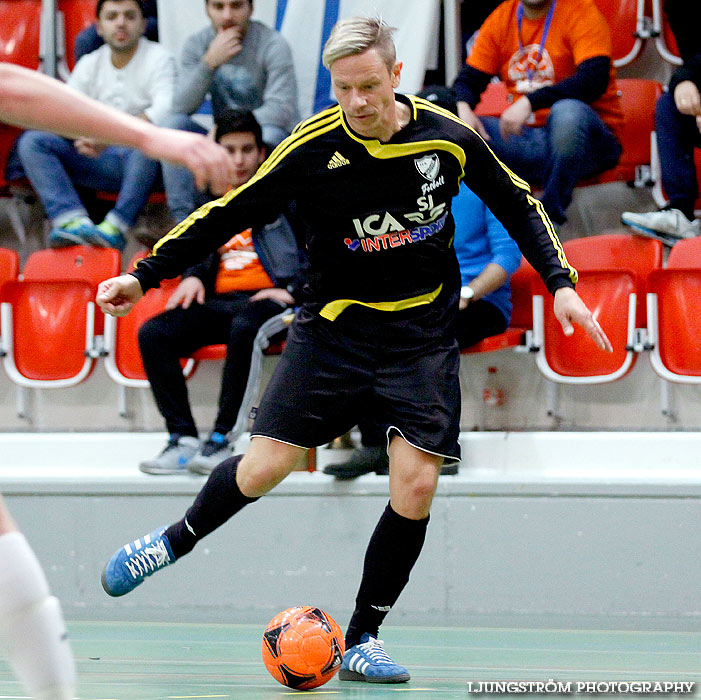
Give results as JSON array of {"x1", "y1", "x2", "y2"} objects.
[{"x1": 133, "y1": 93, "x2": 575, "y2": 340}]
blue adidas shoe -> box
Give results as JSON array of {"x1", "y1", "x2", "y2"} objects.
[
  {"x1": 101, "y1": 527, "x2": 175, "y2": 597},
  {"x1": 339, "y1": 633, "x2": 410, "y2": 683},
  {"x1": 48, "y1": 217, "x2": 98, "y2": 248},
  {"x1": 87, "y1": 220, "x2": 126, "y2": 252}
]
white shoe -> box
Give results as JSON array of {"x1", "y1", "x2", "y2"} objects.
[
  {"x1": 139, "y1": 435, "x2": 200, "y2": 475},
  {"x1": 621, "y1": 208, "x2": 700, "y2": 240},
  {"x1": 187, "y1": 433, "x2": 233, "y2": 475}
]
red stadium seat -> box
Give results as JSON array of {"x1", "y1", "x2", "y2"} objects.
[
  {"x1": 0, "y1": 246, "x2": 120, "y2": 389},
  {"x1": 589, "y1": 79, "x2": 663, "y2": 187},
  {"x1": 103, "y1": 251, "x2": 190, "y2": 390},
  {"x1": 23, "y1": 245, "x2": 120, "y2": 334},
  {"x1": 57, "y1": 0, "x2": 97, "y2": 75},
  {"x1": 531, "y1": 233, "x2": 662, "y2": 384},
  {"x1": 592, "y1": 0, "x2": 649, "y2": 67},
  {"x1": 0, "y1": 247, "x2": 19, "y2": 289},
  {"x1": 647, "y1": 238, "x2": 701, "y2": 383},
  {"x1": 0, "y1": 247, "x2": 20, "y2": 353},
  {"x1": 473, "y1": 81, "x2": 509, "y2": 118},
  {"x1": 0, "y1": 0, "x2": 42, "y2": 69},
  {"x1": 562, "y1": 232, "x2": 663, "y2": 327},
  {"x1": 1, "y1": 278, "x2": 96, "y2": 385}
]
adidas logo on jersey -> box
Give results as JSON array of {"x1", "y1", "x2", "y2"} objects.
[{"x1": 327, "y1": 151, "x2": 350, "y2": 169}]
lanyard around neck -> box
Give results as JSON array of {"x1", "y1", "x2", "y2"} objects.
[{"x1": 517, "y1": 0, "x2": 557, "y2": 82}]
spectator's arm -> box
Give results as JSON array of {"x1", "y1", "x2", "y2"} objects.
[
  {"x1": 483, "y1": 204, "x2": 523, "y2": 278},
  {"x1": 526, "y1": 55, "x2": 611, "y2": 112},
  {"x1": 143, "y1": 51, "x2": 177, "y2": 124},
  {"x1": 669, "y1": 53, "x2": 701, "y2": 94},
  {"x1": 252, "y1": 37, "x2": 298, "y2": 132},
  {"x1": 453, "y1": 64, "x2": 493, "y2": 109},
  {"x1": 182, "y1": 252, "x2": 219, "y2": 297},
  {"x1": 173, "y1": 37, "x2": 216, "y2": 115}
]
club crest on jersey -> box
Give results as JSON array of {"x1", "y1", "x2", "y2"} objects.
[{"x1": 414, "y1": 153, "x2": 440, "y2": 181}]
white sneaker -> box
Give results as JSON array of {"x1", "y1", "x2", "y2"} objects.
[
  {"x1": 139, "y1": 435, "x2": 200, "y2": 475},
  {"x1": 621, "y1": 208, "x2": 700, "y2": 240},
  {"x1": 187, "y1": 433, "x2": 233, "y2": 475}
]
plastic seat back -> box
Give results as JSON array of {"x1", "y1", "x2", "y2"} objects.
[
  {"x1": 0, "y1": 0, "x2": 42, "y2": 69},
  {"x1": 0, "y1": 247, "x2": 19, "y2": 340},
  {"x1": 1, "y1": 278, "x2": 96, "y2": 384},
  {"x1": 0, "y1": 247, "x2": 19, "y2": 289},
  {"x1": 647, "y1": 238, "x2": 701, "y2": 380},
  {"x1": 538, "y1": 270, "x2": 637, "y2": 379},
  {"x1": 592, "y1": 0, "x2": 646, "y2": 67},
  {"x1": 58, "y1": 0, "x2": 97, "y2": 71},
  {"x1": 563, "y1": 233, "x2": 663, "y2": 327},
  {"x1": 23, "y1": 246, "x2": 120, "y2": 334},
  {"x1": 649, "y1": 269, "x2": 701, "y2": 377},
  {"x1": 473, "y1": 81, "x2": 509, "y2": 118},
  {"x1": 532, "y1": 234, "x2": 661, "y2": 383},
  {"x1": 593, "y1": 79, "x2": 662, "y2": 185},
  {"x1": 23, "y1": 245, "x2": 121, "y2": 284},
  {"x1": 107, "y1": 277, "x2": 182, "y2": 383}
]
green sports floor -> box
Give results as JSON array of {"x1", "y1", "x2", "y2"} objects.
[{"x1": 1, "y1": 622, "x2": 699, "y2": 699}]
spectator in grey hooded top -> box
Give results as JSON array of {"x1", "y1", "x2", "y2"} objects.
[{"x1": 160, "y1": 0, "x2": 299, "y2": 226}]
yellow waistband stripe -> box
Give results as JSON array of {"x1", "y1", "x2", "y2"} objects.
[{"x1": 318, "y1": 284, "x2": 443, "y2": 321}]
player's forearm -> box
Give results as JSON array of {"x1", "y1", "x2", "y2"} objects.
[{"x1": 0, "y1": 64, "x2": 153, "y2": 148}]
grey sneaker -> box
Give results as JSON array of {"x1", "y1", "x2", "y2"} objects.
[
  {"x1": 188, "y1": 433, "x2": 232, "y2": 475},
  {"x1": 621, "y1": 208, "x2": 700, "y2": 240},
  {"x1": 139, "y1": 435, "x2": 200, "y2": 475}
]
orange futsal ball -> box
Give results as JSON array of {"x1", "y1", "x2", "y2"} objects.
[{"x1": 261, "y1": 606, "x2": 345, "y2": 690}]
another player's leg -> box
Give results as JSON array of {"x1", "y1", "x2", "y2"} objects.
[
  {"x1": 340, "y1": 436, "x2": 442, "y2": 684},
  {"x1": 101, "y1": 437, "x2": 304, "y2": 596},
  {"x1": 0, "y1": 495, "x2": 76, "y2": 699}
]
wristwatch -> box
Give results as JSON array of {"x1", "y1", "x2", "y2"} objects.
[{"x1": 460, "y1": 285, "x2": 475, "y2": 302}]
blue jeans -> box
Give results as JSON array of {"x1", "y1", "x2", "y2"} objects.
[
  {"x1": 656, "y1": 91, "x2": 701, "y2": 221},
  {"x1": 16, "y1": 130, "x2": 161, "y2": 228},
  {"x1": 159, "y1": 114, "x2": 212, "y2": 224},
  {"x1": 481, "y1": 99, "x2": 622, "y2": 224}
]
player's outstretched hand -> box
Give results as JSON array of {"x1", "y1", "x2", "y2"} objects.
[
  {"x1": 553, "y1": 286, "x2": 612, "y2": 352},
  {"x1": 144, "y1": 128, "x2": 235, "y2": 196},
  {"x1": 96, "y1": 274, "x2": 144, "y2": 317}
]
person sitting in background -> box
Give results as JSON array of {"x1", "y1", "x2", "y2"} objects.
[
  {"x1": 138, "y1": 110, "x2": 306, "y2": 476},
  {"x1": 73, "y1": 0, "x2": 158, "y2": 61},
  {"x1": 17, "y1": 0, "x2": 175, "y2": 251},
  {"x1": 160, "y1": 0, "x2": 299, "y2": 226},
  {"x1": 621, "y1": 2, "x2": 701, "y2": 241},
  {"x1": 452, "y1": 0, "x2": 622, "y2": 227}
]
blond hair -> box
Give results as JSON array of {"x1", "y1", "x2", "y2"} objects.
[{"x1": 322, "y1": 16, "x2": 397, "y2": 72}]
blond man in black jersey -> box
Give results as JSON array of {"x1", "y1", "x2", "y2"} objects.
[{"x1": 98, "y1": 16, "x2": 610, "y2": 684}]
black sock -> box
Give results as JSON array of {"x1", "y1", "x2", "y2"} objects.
[
  {"x1": 345, "y1": 502, "x2": 429, "y2": 648},
  {"x1": 164, "y1": 455, "x2": 258, "y2": 558}
]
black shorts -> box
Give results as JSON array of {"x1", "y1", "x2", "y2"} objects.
[{"x1": 251, "y1": 313, "x2": 461, "y2": 460}]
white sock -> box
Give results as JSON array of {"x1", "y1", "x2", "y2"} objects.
[{"x1": 0, "y1": 532, "x2": 76, "y2": 699}]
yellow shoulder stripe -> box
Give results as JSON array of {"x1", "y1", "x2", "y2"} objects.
[
  {"x1": 292, "y1": 104, "x2": 341, "y2": 134},
  {"x1": 154, "y1": 111, "x2": 344, "y2": 252}
]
